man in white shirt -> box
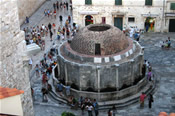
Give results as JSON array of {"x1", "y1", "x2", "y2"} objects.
[{"x1": 86, "y1": 103, "x2": 93, "y2": 116}]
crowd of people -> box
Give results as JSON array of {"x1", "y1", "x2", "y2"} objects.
[
  {"x1": 67, "y1": 96, "x2": 100, "y2": 116},
  {"x1": 24, "y1": 0, "x2": 75, "y2": 51},
  {"x1": 140, "y1": 59, "x2": 155, "y2": 109},
  {"x1": 161, "y1": 37, "x2": 171, "y2": 49}
]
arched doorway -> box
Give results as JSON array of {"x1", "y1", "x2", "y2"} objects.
[
  {"x1": 145, "y1": 17, "x2": 155, "y2": 32},
  {"x1": 85, "y1": 15, "x2": 93, "y2": 26}
]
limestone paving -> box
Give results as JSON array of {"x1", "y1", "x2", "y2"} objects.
[
  {"x1": 34, "y1": 33, "x2": 175, "y2": 116},
  {"x1": 20, "y1": 0, "x2": 175, "y2": 115}
]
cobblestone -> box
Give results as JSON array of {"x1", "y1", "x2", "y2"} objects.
[{"x1": 20, "y1": 0, "x2": 175, "y2": 115}]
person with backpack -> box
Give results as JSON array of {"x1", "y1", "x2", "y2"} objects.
[{"x1": 93, "y1": 99, "x2": 99, "y2": 116}]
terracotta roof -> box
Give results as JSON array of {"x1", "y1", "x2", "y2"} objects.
[{"x1": 0, "y1": 86, "x2": 24, "y2": 99}]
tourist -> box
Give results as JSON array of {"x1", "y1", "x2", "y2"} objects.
[
  {"x1": 81, "y1": 102, "x2": 85, "y2": 115},
  {"x1": 41, "y1": 87, "x2": 48, "y2": 102},
  {"x1": 140, "y1": 92, "x2": 146, "y2": 108},
  {"x1": 52, "y1": 23, "x2": 56, "y2": 33},
  {"x1": 42, "y1": 72, "x2": 48, "y2": 87},
  {"x1": 57, "y1": 82, "x2": 63, "y2": 96},
  {"x1": 68, "y1": 15, "x2": 71, "y2": 23},
  {"x1": 147, "y1": 70, "x2": 152, "y2": 81},
  {"x1": 47, "y1": 9, "x2": 50, "y2": 17},
  {"x1": 59, "y1": 15, "x2": 63, "y2": 22},
  {"x1": 56, "y1": 1, "x2": 59, "y2": 10},
  {"x1": 29, "y1": 58, "x2": 33, "y2": 69},
  {"x1": 45, "y1": 26, "x2": 48, "y2": 36},
  {"x1": 57, "y1": 30, "x2": 60, "y2": 40},
  {"x1": 167, "y1": 37, "x2": 171, "y2": 48},
  {"x1": 86, "y1": 103, "x2": 93, "y2": 116},
  {"x1": 35, "y1": 64, "x2": 40, "y2": 77},
  {"x1": 148, "y1": 93, "x2": 154, "y2": 108},
  {"x1": 65, "y1": 85, "x2": 70, "y2": 96},
  {"x1": 66, "y1": 2, "x2": 69, "y2": 10},
  {"x1": 108, "y1": 109, "x2": 113, "y2": 116},
  {"x1": 26, "y1": 16, "x2": 29, "y2": 23},
  {"x1": 93, "y1": 99, "x2": 99, "y2": 116},
  {"x1": 54, "y1": 10, "x2": 56, "y2": 19},
  {"x1": 53, "y1": 2, "x2": 56, "y2": 10},
  {"x1": 44, "y1": 9, "x2": 47, "y2": 16},
  {"x1": 48, "y1": 23, "x2": 52, "y2": 31},
  {"x1": 50, "y1": 30, "x2": 53, "y2": 41}
]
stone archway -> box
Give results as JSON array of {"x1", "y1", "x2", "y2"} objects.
[{"x1": 85, "y1": 15, "x2": 93, "y2": 26}]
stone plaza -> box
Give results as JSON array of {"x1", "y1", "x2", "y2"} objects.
[{"x1": 1, "y1": 0, "x2": 175, "y2": 116}]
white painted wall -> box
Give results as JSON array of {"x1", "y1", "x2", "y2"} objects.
[
  {"x1": 0, "y1": 95, "x2": 23, "y2": 116},
  {"x1": 72, "y1": 0, "x2": 173, "y2": 32}
]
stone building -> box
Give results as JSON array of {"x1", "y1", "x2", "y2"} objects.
[
  {"x1": 72, "y1": 0, "x2": 175, "y2": 32},
  {"x1": 57, "y1": 24, "x2": 147, "y2": 101},
  {"x1": 0, "y1": 0, "x2": 46, "y2": 115},
  {"x1": 17, "y1": 0, "x2": 46, "y2": 25}
]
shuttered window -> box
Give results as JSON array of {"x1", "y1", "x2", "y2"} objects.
[
  {"x1": 115, "y1": 0, "x2": 122, "y2": 5},
  {"x1": 145, "y1": 0, "x2": 152, "y2": 6},
  {"x1": 170, "y1": 3, "x2": 175, "y2": 10},
  {"x1": 85, "y1": 0, "x2": 92, "y2": 5}
]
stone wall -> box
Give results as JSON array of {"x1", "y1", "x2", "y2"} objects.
[
  {"x1": 0, "y1": 0, "x2": 34, "y2": 116},
  {"x1": 72, "y1": 0, "x2": 166, "y2": 32},
  {"x1": 17, "y1": 0, "x2": 46, "y2": 25}
]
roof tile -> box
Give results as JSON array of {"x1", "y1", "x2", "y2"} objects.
[{"x1": 0, "y1": 86, "x2": 24, "y2": 99}]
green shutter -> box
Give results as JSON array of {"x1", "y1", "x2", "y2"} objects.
[
  {"x1": 115, "y1": 0, "x2": 122, "y2": 5},
  {"x1": 145, "y1": 0, "x2": 152, "y2": 6},
  {"x1": 171, "y1": 3, "x2": 175, "y2": 10},
  {"x1": 85, "y1": 0, "x2": 92, "y2": 5}
]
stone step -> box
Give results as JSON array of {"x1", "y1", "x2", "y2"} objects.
[
  {"x1": 48, "y1": 91, "x2": 68, "y2": 104},
  {"x1": 98, "y1": 82, "x2": 157, "y2": 110},
  {"x1": 47, "y1": 82, "x2": 156, "y2": 110}
]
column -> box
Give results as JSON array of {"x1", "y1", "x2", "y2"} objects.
[
  {"x1": 115, "y1": 64, "x2": 119, "y2": 91},
  {"x1": 97, "y1": 66, "x2": 101, "y2": 93},
  {"x1": 130, "y1": 59, "x2": 134, "y2": 85},
  {"x1": 140, "y1": 54, "x2": 144, "y2": 76},
  {"x1": 57, "y1": 63, "x2": 60, "y2": 77},
  {"x1": 97, "y1": 66, "x2": 101, "y2": 101},
  {"x1": 64, "y1": 64, "x2": 68, "y2": 85}
]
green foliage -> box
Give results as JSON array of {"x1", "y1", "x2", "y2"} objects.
[{"x1": 61, "y1": 112, "x2": 75, "y2": 116}]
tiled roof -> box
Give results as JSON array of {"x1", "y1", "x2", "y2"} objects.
[{"x1": 0, "y1": 86, "x2": 24, "y2": 99}]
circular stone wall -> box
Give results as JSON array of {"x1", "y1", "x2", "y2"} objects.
[
  {"x1": 70, "y1": 24, "x2": 129, "y2": 55},
  {"x1": 57, "y1": 24, "x2": 146, "y2": 101}
]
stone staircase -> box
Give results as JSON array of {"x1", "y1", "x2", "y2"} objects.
[{"x1": 47, "y1": 80, "x2": 157, "y2": 110}]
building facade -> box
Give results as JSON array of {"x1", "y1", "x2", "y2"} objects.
[
  {"x1": 0, "y1": 0, "x2": 34, "y2": 115},
  {"x1": 72, "y1": 0, "x2": 175, "y2": 32}
]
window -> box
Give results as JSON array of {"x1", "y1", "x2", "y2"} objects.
[
  {"x1": 128, "y1": 17, "x2": 135, "y2": 22},
  {"x1": 145, "y1": 0, "x2": 152, "y2": 6},
  {"x1": 115, "y1": 0, "x2": 122, "y2": 5},
  {"x1": 95, "y1": 44, "x2": 101, "y2": 55},
  {"x1": 102, "y1": 17, "x2": 106, "y2": 24},
  {"x1": 170, "y1": 3, "x2": 175, "y2": 10},
  {"x1": 85, "y1": 0, "x2": 92, "y2": 5}
]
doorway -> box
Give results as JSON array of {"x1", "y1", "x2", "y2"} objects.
[
  {"x1": 85, "y1": 15, "x2": 93, "y2": 26},
  {"x1": 169, "y1": 19, "x2": 175, "y2": 32},
  {"x1": 95, "y1": 44, "x2": 101, "y2": 55},
  {"x1": 114, "y1": 17, "x2": 123, "y2": 30},
  {"x1": 145, "y1": 17, "x2": 155, "y2": 32}
]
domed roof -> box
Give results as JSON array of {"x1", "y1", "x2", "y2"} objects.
[{"x1": 70, "y1": 24, "x2": 129, "y2": 56}]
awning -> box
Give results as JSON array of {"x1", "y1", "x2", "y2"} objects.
[
  {"x1": 79, "y1": 11, "x2": 99, "y2": 15},
  {"x1": 141, "y1": 14, "x2": 159, "y2": 17},
  {"x1": 165, "y1": 13, "x2": 175, "y2": 17}
]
